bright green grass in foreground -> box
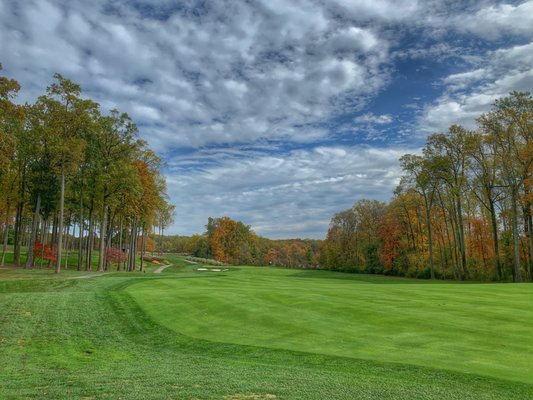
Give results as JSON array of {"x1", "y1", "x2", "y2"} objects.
[{"x1": 1, "y1": 257, "x2": 532, "y2": 399}]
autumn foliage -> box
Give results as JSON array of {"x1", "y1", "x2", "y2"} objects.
[
  {"x1": 105, "y1": 247, "x2": 127, "y2": 268},
  {"x1": 33, "y1": 242, "x2": 58, "y2": 264}
]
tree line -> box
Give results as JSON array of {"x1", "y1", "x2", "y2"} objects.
[
  {"x1": 322, "y1": 92, "x2": 533, "y2": 282},
  {"x1": 0, "y1": 65, "x2": 174, "y2": 273},
  {"x1": 168, "y1": 217, "x2": 321, "y2": 268},
  {"x1": 174, "y1": 92, "x2": 532, "y2": 282}
]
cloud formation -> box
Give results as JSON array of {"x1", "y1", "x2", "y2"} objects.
[
  {"x1": 419, "y1": 41, "x2": 533, "y2": 133},
  {"x1": 1, "y1": 0, "x2": 532, "y2": 238},
  {"x1": 0, "y1": 0, "x2": 391, "y2": 148},
  {"x1": 167, "y1": 145, "x2": 412, "y2": 238}
]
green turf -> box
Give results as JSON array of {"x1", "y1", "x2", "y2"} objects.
[
  {"x1": 127, "y1": 264, "x2": 533, "y2": 385},
  {"x1": 0, "y1": 257, "x2": 532, "y2": 399}
]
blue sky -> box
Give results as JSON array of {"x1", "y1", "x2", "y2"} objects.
[{"x1": 1, "y1": 0, "x2": 533, "y2": 238}]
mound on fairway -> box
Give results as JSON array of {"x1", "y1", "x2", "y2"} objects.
[{"x1": 127, "y1": 266, "x2": 533, "y2": 385}]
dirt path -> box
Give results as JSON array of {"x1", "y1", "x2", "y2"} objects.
[{"x1": 154, "y1": 264, "x2": 173, "y2": 274}]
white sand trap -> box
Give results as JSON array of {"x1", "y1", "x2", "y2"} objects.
[
  {"x1": 212, "y1": 268, "x2": 221, "y2": 272},
  {"x1": 197, "y1": 268, "x2": 208, "y2": 271}
]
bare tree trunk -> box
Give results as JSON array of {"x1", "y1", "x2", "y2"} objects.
[
  {"x1": 25, "y1": 194, "x2": 41, "y2": 269},
  {"x1": 158, "y1": 223, "x2": 162, "y2": 256},
  {"x1": 127, "y1": 218, "x2": 134, "y2": 271},
  {"x1": 140, "y1": 223, "x2": 146, "y2": 272},
  {"x1": 13, "y1": 199, "x2": 24, "y2": 265},
  {"x1": 105, "y1": 212, "x2": 113, "y2": 271},
  {"x1": 13, "y1": 167, "x2": 26, "y2": 266},
  {"x1": 523, "y1": 188, "x2": 533, "y2": 281},
  {"x1": 128, "y1": 217, "x2": 138, "y2": 272},
  {"x1": 78, "y1": 193, "x2": 84, "y2": 271},
  {"x1": 447, "y1": 201, "x2": 461, "y2": 280},
  {"x1": 65, "y1": 215, "x2": 74, "y2": 270},
  {"x1": 527, "y1": 213, "x2": 533, "y2": 281},
  {"x1": 1, "y1": 201, "x2": 11, "y2": 267},
  {"x1": 55, "y1": 171, "x2": 65, "y2": 273},
  {"x1": 85, "y1": 202, "x2": 94, "y2": 271},
  {"x1": 98, "y1": 202, "x2": 108, "y2": 272},
  {"x1": 40, "y1": 218, "x2": 47, "y2": 269},
  {"x1": 511, "y1": 187, "x2": 522, "y2": 282},
  {"x1": 118, "y1": 215, "x2": 123, "y2": 272},
  {"x1": 424, "y1": 197, "x2": 435, "y2": 279},
  {"x1": 455, "y1": 195, "x2": 468, "y2": 279},
  {"x1": 488, "y1": 199, "x2": 502, "y2": 280}
]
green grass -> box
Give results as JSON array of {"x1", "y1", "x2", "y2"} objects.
[
  {"x1": 127, "y1": 266, "x2": 533, "y2": 384},
  {"x1": 0, "y1": 257, "x2": 532, "y2": 399}
]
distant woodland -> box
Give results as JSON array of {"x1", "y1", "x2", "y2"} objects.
[
  {"x1": 172, "y1": 92, "x2": 533, "y2": 282},
  {"x1": 0, "y1": 65, "x2": 174, "y2": 273}
]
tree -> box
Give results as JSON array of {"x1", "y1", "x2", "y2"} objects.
[
  {"x1": 478, "y1": 92, "x2": 533, "y2": 281},
  {"x1": 425, "y1": 126, "x2": 475, "y2": 279},
  {"x1": 39, "y1": 74, "x2": 95, "y2": 273},
  {"x1": 400, "y1": 154, "x2": 438, "y2": 279}
]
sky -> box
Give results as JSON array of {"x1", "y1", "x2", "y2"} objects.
[{"x1": 1, "y1": 0, "x2": 533, "y2": 239}]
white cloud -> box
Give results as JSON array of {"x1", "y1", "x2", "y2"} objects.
[
  {"x1": 330, "y1": 0, "x2": 421, "y2": 21},
  {"x1": 454, "y1": 1, "x2": 533, "y2": 39},
  {"x1": 419, "y1": 41, "x2": 533, "y2": 133},
  {"x1": 354, "y1": 113, "x2": 392, "y2": 124},
  {"x1": 0, "y1": 0, "x2": 391, "y2": 150},
  {"x1": 165, "y1": 144, "x2": 412, "y2": 238}
]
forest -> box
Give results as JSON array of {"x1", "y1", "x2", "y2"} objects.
[
  {"x1": 2, "y1": 62, "x2": 532, "y2": 282},
  {"x1": 322, "y1": 92, "x2": 533, "y2": 282},
  {"x1": 178, "y1": 92, "x2": 533, "y2": 282},
  {"x1": 0, "y1": 65, "x2": 174, "y2": 273}
]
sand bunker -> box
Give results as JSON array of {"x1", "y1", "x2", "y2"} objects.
[{"x1": 196, "y1": 267, "x2": 228, "y2": 272}]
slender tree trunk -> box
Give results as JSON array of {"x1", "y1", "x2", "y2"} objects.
[
  {"x1": 98, "y1": 202, "x2": 108, "y2": 272},
  {"x1": 527, "y1": 213, "x2": 533, "y2": 281},
  {"x1": 158, "y1": 223, "x2": 162, "y2": 256},
  {"x1": 118, "y1": 215, "x2": 123, "y2": 272},
  {"x1": 105, "y1": 210, "x2": 113, "y2": 271},
  {"x1": 140, "y1": 223, "x2": 146, "y2": 272},
  {"x1": 13, "y1": 167, "x2": 26, "y2": 266},
  {"x1": 78, "y1": 194, "x2": 84, "y2": 271},
  {"x1": 128, "y1": 217, "x2": 138, "y2": 271},
  {"x1": 510, "y1": 187, "x2": 522, "y2": 282},
  {"x1": 436, "y1": 215, "x2": 449, "y2": 278},
  {"x1": 13, "y1": 199, "x2": 24, "y2": 265},
  {"x1": 1, "y1": 201, "x2": 11, "y2": 267},
  {"x1": 447, "y1": 201, "x2": 460, "y2": 280},
  {"x1": 25, "y1": 194, "x2": 41, "y2": 269},
  {"x1": 40, "y1": 218, "x2": 47, "y2": 269},
  {"x1": 85, "y1": 202, "x2": 94, "y2": 271},
  {"x1": 488, "y1": 199, "x2": 502, "y2": 280},
  {"x1": 456, "y1": 195, "x2": 468, "y2": 279},
  {"x1": 424, "y1": 197, "x2": 435, "y2": 279},
  {"x1": 64, "y1": 215, "x2": 73, "y2": 270},
  {"x1": 55, "y1": 171, "x2": 65, "y2": 273},
  {"x1": 127, "y1": 218, "x2": 134, "y2": 271},
  {"x1": 524, "y1": 190, "x2": 533, "y2": 281}
]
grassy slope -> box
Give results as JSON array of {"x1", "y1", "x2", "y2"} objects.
[
  {"x1": 0, "y1": 256, "x2": 531, "y2": 399},
  {"x1": 127, "y1": 264, "x2": 533, "y2": 385}
]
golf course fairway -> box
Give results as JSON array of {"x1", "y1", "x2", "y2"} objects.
[
  {"x1": 127, "y1": 266, "x2": 533, "y2": 385},
  {"x1": 1, "y1": 259, "x2": 532, "y2": 399}
]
